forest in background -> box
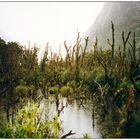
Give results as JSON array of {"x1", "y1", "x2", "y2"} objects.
[{"x1": 0, "y1": 22, "x2": 140, "y2": 138}]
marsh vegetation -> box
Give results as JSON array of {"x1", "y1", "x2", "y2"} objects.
[{"x1": 0, "y1": 22, "x2": 140, "y2": 138}]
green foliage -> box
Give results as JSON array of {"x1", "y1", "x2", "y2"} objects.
[
  {"x1": 84, "y1": 68, "x2": 105, "y2": 92},
  {"x1": 60, "y1": 85, "x2": 74, "y2": 97},
  {"x1": 15, "y1": 85, "x2": 35, "y2": 93},
  {"x1": 83, "y1": 133, "x2": 91, "y2": 138},
  {"x1": 119, "y1": 77, "x2": 131, "y2": 89},
  {"x1": 61, "y1": 70, "x2": 70, "y2": 84},
  {"x1": 135, "y1": 81, "x2": 140, "y2": 91},
  {"x1": 48, "y1": 86, "x2": 59, "y2": 94},
  {"x1": 0, "y1": 21, "x2": 140, "y2": 138},
  {"x1": 0, "y1": 100, "x2": 62, "y2": 138}
]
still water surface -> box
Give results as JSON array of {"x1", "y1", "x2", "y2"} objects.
[
  {"x1": 0, "y1": 94, "x2": 101, "y2": 138},
  {"x1": 41, "y1": 95, "x2": 101, "y2": 138}
]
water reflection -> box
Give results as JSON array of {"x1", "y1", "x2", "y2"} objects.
[
  {"x1": 0, "y1": 95, "x2": 101, "y2": 138},
  {"x1": 41, "y1": 96, "x2": 101, "y2": 138}
]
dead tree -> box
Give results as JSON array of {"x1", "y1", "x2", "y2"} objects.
[
  {"x1": 107, "y1": 21, "x2": 115, "y2": 59},
  {"x1": 64, "y1": 40, "x2": 72, "y2": 68},
  {"x1": 80, "y1": 37, "x2": 89, "y2": 67}
]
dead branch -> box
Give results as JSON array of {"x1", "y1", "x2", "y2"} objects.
[
  {"x1": 122, "y1": 31, "x2": 131, "y2": 53},
  {"x1": 61, "y1": 130, "x2": 76, "y2": 138}
]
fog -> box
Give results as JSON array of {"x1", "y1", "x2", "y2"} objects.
[{"x1": 0, "y1": 2, "x2": 104, "y2": 58}]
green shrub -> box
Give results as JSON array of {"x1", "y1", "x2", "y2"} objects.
[
  {"x1": 119, "y1": 77, "x2": 131, "y2": 89},
  {"x1": 135, "y1": 81, "x2": 140, "y2": 91},
  {"x1": 83, "y1": 133, "x2": 91, "y2": 138},
  {"x1": 15, "y1": 85, "x2": 35, "y2": 93},
  {"x1": 84, "y1": 71, "x2": 96, "y2": 92},
  {"x1": 48, "y1": 86, "x2": 59, "y2": 94},
  {"x1": 60, "y1": 86, "x2": 74, "y2": 97},
  {"x1": 0, "y1": 100, "x2": 62, "y2": 138},
  {"x1": 61, "y1": 70, "x2": 70, "y2": 84}
]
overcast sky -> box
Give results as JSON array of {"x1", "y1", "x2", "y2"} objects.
[{"x1": 0, "y1": 2, "x2": 104, "y2": 57}]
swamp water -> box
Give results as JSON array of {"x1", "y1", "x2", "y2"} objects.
[
  {"x1": 0, "y1": 94, "x2": 101, "y2": 138},
  {"x1": 40, "y1": 95, "x2": 101, "y2": 138}
]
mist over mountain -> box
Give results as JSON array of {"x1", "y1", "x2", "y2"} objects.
[
  {"x1": 84, "y1": 2, "x2": 140, "y2": 49},
  {"x1": 0, "y1": 32, "x2": 10, "y2": 42}
]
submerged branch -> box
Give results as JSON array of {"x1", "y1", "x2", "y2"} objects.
[{"x1": 61, "y1": 130, "x2": 76, "y2": 138}]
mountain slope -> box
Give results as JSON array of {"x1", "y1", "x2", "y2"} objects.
[{"x1": 85, "y1": 2, "x2": 140, "y2": 49}]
